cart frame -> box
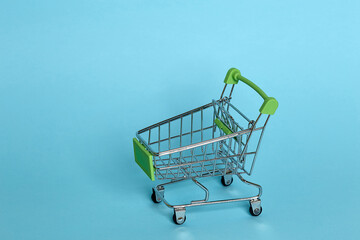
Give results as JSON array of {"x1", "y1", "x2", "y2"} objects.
[{"x1": 133, "y1": 68, "x2": 278, "y2": 224}]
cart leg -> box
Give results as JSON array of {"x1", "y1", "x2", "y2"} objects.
[
  {"x1": 173, "y1": 207, "x2": 186, "y2": 225},
  {"x1": 237, "y1": 173, "x2": 262, "y2": 197},
  {"x1": 190, "y1": 178, "x2": 209, "y2": 203},
  {"x1": 249, "y1": 198, "x2": 262, "y2": 216}
]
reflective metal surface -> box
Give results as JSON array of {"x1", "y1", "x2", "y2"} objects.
[{"x1": 136, "y1": 83, "x2": 271, "y2": 222}]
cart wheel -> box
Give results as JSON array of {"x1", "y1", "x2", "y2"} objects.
[
  {"x1": 173, "y1": 212, "x2": 186, "y2": 225},
  {"x1": 151, "y1": 189, "x2": 162, "y2": 203},
  {"x1": 249, "y1": 206, "x2": 262, "y2": 216},
  {"x1": 221, "y1": 176, "x2": 233, "y2": 186}
]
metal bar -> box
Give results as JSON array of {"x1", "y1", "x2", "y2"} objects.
[
  {"x1": 156, "y1": 156, "x2": 178, "y2": 179},
  {"x1": 220, "y1": 84, "x2": 227, "y2": 99},
  {"x1": 221, "y1": 141, "x2": 238, "y2": 157},
  {"x1": 167, "y1": 122, "x2": 172, "y2": 173},
  {"x1": 157, "y1": 178, "x2": 187, "y2": 187},
  {"x1": 138, "y1": 102, "x2": 214, "y2": 134},
  {"x1": 149, "y1": 125, "x2": 214, "y2": 145},
  {"x1": 155, "y1": 152, "x2": 219, "y2": 167},
  {"x1": 172, "y1": 155, "x2": 190, "y2": 178},
  {"x1": 201, "y1": 108, "x2": 203, "y2": 144},
  {"x1": 226, "y1": 101, "x2": 251, "y2": 122},
  {"x1": 157, "y1": 153, "x2": 246, "y2": 170},
  {"x1": 180, "y1": 117, "x2": 183, "y2": 147},
  {"x1": 179, "y1": 116, "x2": 183, "y2": 178},
  {"x1": 153, "y1": 173, "x2": 262, "y2": 209},
  {"x1": 193, "y1": 153, "x2": 212, "y2": 176},
  {"x1": 190, "y1": 112, "x2": 193, "y2": 144},
  {"x1": 190, "y1": 178, "x2": 209, "y2": 203},
  {"x1": 168, "y1": 121, "x2": 171, "y2": 150},
  {"x1": 229, "y1": 84, "x2": 235, "y2": 98},
  {"x1": 136, "y1": 134, "x2": 157, "y2": 154},
  {"x1": 158, "y1": 127, "x2": 263, "y2": 156},
  {"x1": 136, "y1": 98, "x2": 251, "y2": 155},
  {"x1": 235, "y1": 113, "x2": 262, "y2": 165},
  {"x1": 249, "y1": 115, "x2": 270, "y2": 175},
  {"x1": 212, "y1": 104, "x2": 215, "y2": 152},
  {"x1": 216, "y1": 100, "x2": 243, "y2": 131},
  {"x1": 190, "y1": 111, "x2": 194, "y2": 176},
  {"x1": 158, "y1": 126, "x2": 160, "y2": 152}
]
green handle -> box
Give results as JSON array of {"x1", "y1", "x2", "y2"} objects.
[{"x1": 224, "y1": 68, "x2": 278, "y2": 115}]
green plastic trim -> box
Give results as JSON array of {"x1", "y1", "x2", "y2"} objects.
[
  {"x1": 133, "y1": 138, "x2": 155, "y2": 181},
  {"x1": 223, "y1": 68, "x2": 278, "y2": 115},
  {"x1": 215, "y1": 118, "x2": 233, "y2": 135},
  {"x1": 259, "y1": 97, "x2": 278, "y2": 115}
]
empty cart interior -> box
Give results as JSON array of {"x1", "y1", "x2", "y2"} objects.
[{"x1": 135, "y1": 98, "x2": 269, "y2": 180}]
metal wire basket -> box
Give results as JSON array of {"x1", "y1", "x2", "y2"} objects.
[{"x1": 133, "y1": 68, "x2": 278, "y2": 224}]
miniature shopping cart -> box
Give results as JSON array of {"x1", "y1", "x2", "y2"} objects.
[{"x1": 133, "y1": 68, "x2": 278, "y2": 224}]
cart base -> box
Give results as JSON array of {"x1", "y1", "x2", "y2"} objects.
[{"x1": 151, "y1": 173, "x2": 263, "y2": 225}]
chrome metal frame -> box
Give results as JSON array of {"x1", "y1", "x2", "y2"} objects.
[
  {"x1": 153, "y1": 172, "x2": 262, "y2": 208},
  {"x1": 135, "y1": 84, "x2": 271, "y2": 222}
]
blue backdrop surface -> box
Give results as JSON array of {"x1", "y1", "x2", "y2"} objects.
[{"x1": 1, "y1": 1, "x2": 360, "y2": 239}]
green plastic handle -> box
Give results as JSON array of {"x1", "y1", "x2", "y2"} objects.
[{"x1": 224, "y1": 68, "x2": 278, "y2": 115}]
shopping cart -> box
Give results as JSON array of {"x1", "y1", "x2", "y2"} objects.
[{"x1": 133, "y1": 68, "x2": 278, "y2": 224}]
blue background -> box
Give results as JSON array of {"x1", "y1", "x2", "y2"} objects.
[{"x1": 1, "y1": 0, "x2": 360, "y2": 239}]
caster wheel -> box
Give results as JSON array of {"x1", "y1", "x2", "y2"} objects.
[
  {"x1": 249, "y1": 206, "x2": 262, "y2": 216},
  {"x1": 151, "y1": 189, "x2": 162, "y2": 203},
  {"x1": 221, "y1": 176, "x2": 233, "y2": 186},
  {"x1": 173, "y1": 212, "x2": 186, "y2": 225}
]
